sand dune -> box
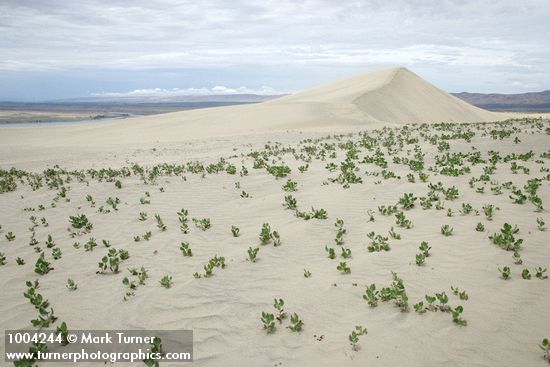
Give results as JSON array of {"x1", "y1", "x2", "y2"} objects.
[
  {"x1": 277, "y1": 67, "x2": 502, "y2": 124},
  {"x1": 0, "y1": 68, "x2": 506, "y2": 152}
]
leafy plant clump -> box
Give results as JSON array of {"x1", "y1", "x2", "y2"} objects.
[
  {"x1": 34, "y1": 253, "x2": 53, "y2": 275},
  {"x1": 68, "y1": 214, "x2": 93, "y2": 235},
  {"x1": 349, "y1": 325, "x2": 368, "y2": 351},
  {"x1": 490, "y1": 223, "x2": 523, "y2": 251},
  {"x1": 259, "y1": 223, "x2": 281, "y2": 246},
  {"x1": 180, "y1": 242, "x2": 193, "y2": 257},
  {"x1": 96, "y1": 248, "x2": 126, "y2": 274},
  {"x1": 261, "y1": 311, "x2": 275, "y2": 333},
  {"x1": 540, "y1": 338, "x2": 550, "y2": 363},
  {"x1": 160, "y1": 275, "x2": 173, "y2": 288},
  {"x1": 247, "y1": 247, "x2": 259, "y2": 262},
  {"x1": 287, "y1": 313, "x2": 304, "y2": 332}
]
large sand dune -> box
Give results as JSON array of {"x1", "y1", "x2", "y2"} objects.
[{"x1": 0, "y1": 68, "x2": 506, "y2": 165}]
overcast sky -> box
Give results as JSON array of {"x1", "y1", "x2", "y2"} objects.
[{"x1": 1, "y1": 0, "x2": 549, "y2": 100}]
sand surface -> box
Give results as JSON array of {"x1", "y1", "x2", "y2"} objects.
[{"x1": 0, "y1": 68, "x2": 548, "y2": 367}]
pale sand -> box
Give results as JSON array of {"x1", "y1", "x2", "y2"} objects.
[{"x1": 0, "y1": 67, "x2": 548, "y2": 367}]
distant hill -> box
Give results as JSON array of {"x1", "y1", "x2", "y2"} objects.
[{"x1": 452, "y1": 90, "x2": 550, "y2": 112}]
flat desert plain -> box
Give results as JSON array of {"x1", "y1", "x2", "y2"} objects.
[{"x1": 0, "y1": 68, "x2": 549, "y2": 366}]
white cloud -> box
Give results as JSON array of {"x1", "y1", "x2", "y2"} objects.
[
  {"x1": 92, "y1": 85, "x2": 284, "y2": 97},
  {"x1": 0, "y1": 0, "x2": 549, "y2": 96},
  {"x1": 1, "y1": 0, "x2": 549, "y2": 71}
]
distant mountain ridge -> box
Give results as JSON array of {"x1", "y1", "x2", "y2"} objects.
[{"x1": 452, "y1": 90, "x2": 550, "y2": 112}]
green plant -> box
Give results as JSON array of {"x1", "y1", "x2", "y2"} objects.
[
  {"x1": 180, "y1": 242, "x2": 193, "y2": 257},
  {"x1": 363, "y1": 284, "x2": 379, "y2": 307},
  {"x1": 335, "y1": 225, "x2": 346, "y2": 246},
  {"x1": 226, "y1": 164, "x2": 237, "y2": 175},
  {"x1": 231, "y1": 225, "x2": 240, "y2": 237},
  {"x1": 336, "y1": 261, "x2": 351, "y2": 274},
  {"x1": 303, "y1": 269, "x2": 312, "y2": 278},
  {"x1": 66, "y1": 278, "x2": 77, "y2": 290},
  {"x1": 128, "y1": 266, "x2": 149, "y2": 285},
  {"x1": 55, "y1": 321, "x2": 70, "y2": 345},
  {"x1": 398, "y1": 193, "x2": 417, "y2": 210},
  {"x1": 460, "y1": 203, "x2": 474, "y2": 215},
  {"x1": 380, "y1": 272, "x2": 409, "y2": 312},
  {"x1": 51, "y1": 247, "x2": 62, "y2": 260},
  {"x1": 414, "y1": 301, "x2": 426, "y2": 313},
  {"x1": 282, "y1": 179, "x2": 298, "y2": 192},
  {"x1": 143, "y1": 336, "x2": 163, "y2": 367},
  {"x1": 287, "y1": 313, "x2": 304, "y2": 332},
  {"x1": 499, "y1": 266, "x2": 511, "y2": 280},
  {"x1": 349, "y1": 326, "x2": 367, "y2": 351},
  {"x1": 68, "y1": 214, "x2": 93, "y2": 233},
  {"x1": 441, "y1": 225, "x2": 454, "y2": 236},
  {"x1": 451, "y1": 305, "x2": 467, "y2": 326},
  {"x1": 475, "y1": 222, "x2": 485, "y2": 232},
  {"x1": 271, "y1": 230, "x2": 281, "y2": 246},
  {"x1": 388, "y1": 227, "x2": 401, "y2": 240},
  {"x1": 340, "y1": 247, "x2": 352, "y2": 259},
  {"x1": 348, "y1": 330, "x2": 359, "y2": 351},
  {"x1": 537, "y1": 217, "x2": 547, "y2": 231},
  {"x1": 311, "y1": 207, "x2": 328, "y2": 219},
  {"x1": 539, "y1": 338, "x2": 550, "y2": 363},
  {"x1": 367, "y1": 210, "x2": 375, "y2": 222},
  {"x1": 84, "y1": 237, "x2": 97, "y2": 251},
  {"x1": 16, "y1": 257, "x2": 25, "y2": 265},
  {"x1": 273, "y1": 298, "x2": 286, "y2": 322},
  {"x1": 482, "y1": 204, "x2": 498, "y2": 220},
  {"x1": 451, "y1": 286, "x2": 468, "y2": 300},
  {"x1": 415, "y1": 253, "x2": 426, "y2": 266},
  {"x1": 424, "y1": 295, "x2": 437, "y2": 311},
  {"x1": 395, "y1": 211, "x2": 412, "y2": 228},
  {"x1": 6, "y1": 231, "x2": 15, "y2": 241},
  {"x1": 247, "y1": 247, "x2": 259, "y2": 262},
  {"x1": 193, "y1": 217, "x2": 211, "y2": 231},
  {"x1": 266, "y1": 165, "x2": 291, "y2": 179},
  {"x1": 154, "y1": 214, "x2": 166, "y2": 231},
  {"x1": 436, "y1": 292, "x2": 450, "y2": 312},
  {"x1": 138, "y1": 212, "x2": 148, "y2": 221},
  {"x1": 490, "y1": 223, "x2": 523, "y2": 251},
  {"x1": 45, "y1": 234, "x2": 55, "y2": 248},
  {"x1": 259, "y1": 223, "x2": 272, "y2": 244},
  {"x1": 367, "y1": 231, "x2": 390, "y2": 252},
  {"x1": 261, "y1": 312, "x2": 275, "y2": 333},
  {"x1": 160, "y1": 275, "x2": 173, "y2": 288},
  {"x1": 283, "y1": 195, "x2": 297, "y2": 210},
  {"x1": 96, "y1": 248, "x2": 122, "y2": 274},
  {"x1": 86, "y1": 194, "x2": 96, "y2": 206},
  {"x1": 106, "y1": 196, "x2": 120, "y2": 211},
  {"x1": 325, "y1": 246, "x2": 336, "y2": 259},
  {"x1": 522, "y1": 269, "x2": 531, "y2": 280},
  {"x1": 24, "y1": 280, "x2": 57, "y2": 328},
  {"x1": 34, "y1": 253, "x2": 53, "y2": 275},
  {"x1": 512, "y1": 250, "x2": 522, "y2": 265},
  {"x1": 535, "y1": 267, "x2": 548, "y2": 279},
  {"x1": 419, "y1": 241, "x2": 431, "y2": 257},
  {"x1": 202, "y1": 255, "x2": 226, "y2": 277}
]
